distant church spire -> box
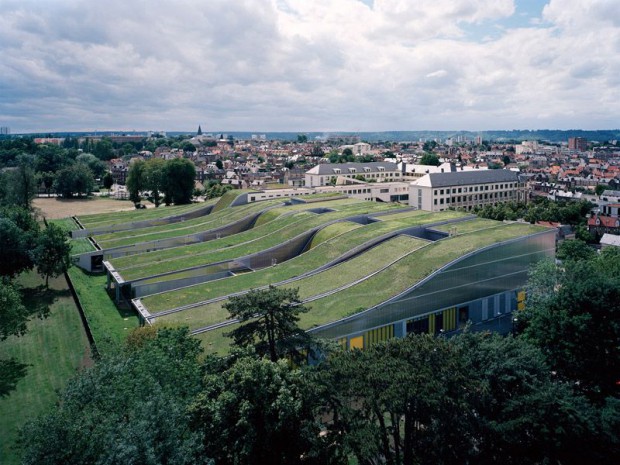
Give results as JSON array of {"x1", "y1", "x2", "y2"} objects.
[{"x1": 197, "y1": 125, "x2": 202, "y2": 135}]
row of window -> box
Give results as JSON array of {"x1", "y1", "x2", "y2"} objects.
[
  {"x1": 433, "y1": 183, "x2": 516, "y2": 196},
  {"x1": 433, "y1": 191, "x2": 515, "y2": 205}
]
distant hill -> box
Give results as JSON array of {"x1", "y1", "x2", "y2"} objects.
[{"x1": 6, "y1": 129, "x2": 620, "y2": 143}]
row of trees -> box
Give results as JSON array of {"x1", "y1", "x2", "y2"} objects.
[
  {"x1": 18, "y1": 244, "x2": 620, "y2": 464},
  {"x1": 474, "y1": 198, "x2": 593, "y2": 226},
  {"x1": 126, "y1": 157, "x2": 197, "y2": 206}
]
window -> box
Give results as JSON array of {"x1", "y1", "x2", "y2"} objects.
[
  {"x1": 440, "y1": 189, "x2": 444, "y2": 195},
  {"x1": 434, "y1": 199, "x2": 437, "y2": 205}
]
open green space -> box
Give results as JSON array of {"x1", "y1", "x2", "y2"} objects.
[
  {"x1": 156, "y1": 235, "x2": 427, "y2": 330},
  {"x1": 67, "y1": 268, "x2": 139, "y2": 353},
  {"x1": 0, "y1": 273, "x2": 91, "y2": 465},
  {"x1": 142, "y1": 209, "x2": 469, "y2": 312},
  {"x1": 184, "y1": 223, "x2": 545, "y2": 353},
  {"x1": 115, "y1": 202, "x2": 401, "y2": 282},
  {"x1": 70, "y1": 237, "x2": 97, "y2": 255},
  {"x1": 211, "y1": 189, "x2": 255, "y2": 213},
  {"x1": 253, "y1": 198, "x2": 359, "y2": 227},
  {"x1": 77, "y1": 200, "x2": 215, "y2": 228},
  {"x1": 48, "y1": 217, "x2": 80, "y2": 231},
  {"x1": 431, "y1": 218, "x2": 501, "y2": 234},
  {"x1": 93, "y1": 199, "x2": 284, "y2": 248}
]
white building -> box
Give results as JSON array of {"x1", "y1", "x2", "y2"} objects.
[
  {"x1": 410, "y1": 170, "x2": 524, "y2": 212},
  {"x1": 305, "y1": 162, "x2": 401, "y2": 187}
]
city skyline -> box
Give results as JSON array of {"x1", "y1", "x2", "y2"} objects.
[{"x1": 1, "y1": 0, "x2": 619, "y2": 133}]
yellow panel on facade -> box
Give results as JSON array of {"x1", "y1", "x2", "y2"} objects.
[
  {"x1": 517, "y1": 302, "x2": 525, "y2": 311},
  {"x1": 443, "y1": 308, "x2": 456, "y2": 331},
  {"x1": 517, "y1": 290, "x2": 526, "y2": 302},
  {"x1": 428, "y1": 314, "x2": 436, "y2": 334},
  {"x1": 364, "y1": 325, "x2": 395, "y2": 347},
  {"x1": 349, "y1": 335, "x2": 364, "y2": 350}
]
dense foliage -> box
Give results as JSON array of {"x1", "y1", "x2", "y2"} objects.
[{"x1": 475, "y1": 198, "x2": 593, "y2": 226}]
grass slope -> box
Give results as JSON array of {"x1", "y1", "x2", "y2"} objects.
[
  {"x1": 67, "y1": 268, "x2": 139, "y2": 353},
  {"x1": 0, "y1": 274, "x2": 91, "y2": 465}
]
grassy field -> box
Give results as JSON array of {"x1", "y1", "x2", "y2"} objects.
[
  {"x1": 0, "y1": 273, "x2": 91, "y2": 465},
  {"x1": 93, "y1": 200, "x2": 285, "y2": 249},
  {"x1": 70, "y1": 238, "x2": 97, "y2": 255},
  {"x1": 190, "y1": 223, "x2": 545, "y2": 353},
  {"x1": 67, "y1": 268, "x2": 139, "y2": 353},
  {"x1": 156, "y1": 235, "x2": 427, "y2": 330},
  {"x1": 48, "y1": 216, "x2": 80, "y2": 231},
  {"x1": 77, "y1": 200, "x2": 215, "y2": 228},
  {"x1": 142, "y1": 210, "x2": 469, "y2": 313},
  {"x1": 110, "y1": 201, "x2": 399, "y2": 281}
]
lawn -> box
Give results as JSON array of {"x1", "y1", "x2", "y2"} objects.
[
  {"x1": 67, "y1": 267, "x2": 139, "y2": 353},
  {"x1": 110, "y1": 201, "x2": 399, "y2": 281},
  {"x1": 70, "y1": 238, "x2": 97, "y2": 255},
  {"x1": 156, "y1": 236, "x2": 427, "y2": 330},
  {"x1": 48, "y1": 217, "x2": 80, "y2": 232},
  {"x1": 93, "y1": 199, "x2": 284, "y2": 248},
  {"x1": 187, "y1": 223, "x2": 546, "y2": 352},
  {"x1": 0, "y1": 273, "x2": 91, "y2": 465},
  {"x1": 77, "y1": 200, "x2": 214, "y2": 228},
  {"x1": 142, "y1": 209, "x2": 469, "y2": 313}
]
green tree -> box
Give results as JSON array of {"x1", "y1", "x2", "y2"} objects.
[
  {"x1": 75, "y1": 153, "x2": 106, "y2": 179},
  {"x1": 37, "y1": 171, "x2": 56, "y2": 197},
  {"x1": 419, "y1": 152, "x2": 441, "y2": 166},
  {"x1": 595, "y1": 184, "x2": 607, "y2": 196},
  {"x1": 215, "y1": 159, "x2": 223, "y2": 170},
  {"x1": 92, "y1": 138, "x2": 114, "y2": 160},
  {"x1": 520, "y1": 253, "x2": 620, "y2": 398},
  {"x1": 191, "y1": 354, "x2": 323, "y2": 465},
  {"x1": 163, "y1": 158, "x2": 196, "y2": 205},
  {"x1": 126, "y1": 158, "x2": 146, "y2": 205},
  {"x1": 53, "y1": 163, "x2": 95, "y2": 198},
  {"x1": 144, "y1": 158, "x2": 167, "y2": 207},
  {"x1": 102, "y1": 172, "x2": 114, "y2": 190},
  {"x1": 0, "y1": 281, "x2": 30, "y2": 397},
  {"x1": 3, "y1": 154, "x2": 38, "y2": 209},
  {"x1": 20, "y1": 327, "x2": 208, "y2": 465},
  {"x1": 556, "y1": 239, "x2": 595, "y2": 262},
  {"x1": 0, "y1": 215, "x2": 37, "y2": 278},
  {"x1": 34, "y1": 223, "x2": 72, "y2": 288},
  {"x1": 224, "y1": 286, "x2": 312, "y2": 362}
]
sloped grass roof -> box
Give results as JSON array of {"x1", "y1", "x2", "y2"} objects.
[
  {"x1": 141, "y1": 209, "x2": 469, "y2": 313},
  {"x1": 169, "y1": 223, "x2": 545, "y2": 354},
  {"x1": 114, "y1": 201, "x2": 400, "y2": 281},
  {"x1": 93, "y1": 199, "x2": 284, "y2": 248},
  {"x1": 155, "y1": 235, "x2": 426, "y2": 330},
  {"x1": 77, "y1": 199, "x2": 216, "y2": 228}
]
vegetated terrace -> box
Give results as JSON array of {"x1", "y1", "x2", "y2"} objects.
[
  {"x1": 141, "y1": 209, "x2": 469, "y2": 314},
  {"x1": 92, "y1": 199, "x2": 285, "y2": 248},
  {"x1": 175, "y1": 222, "x2": 545, "y2": 355},
  {"x1": 112, "y1": 200, "x2": 402, "y2": 282}
]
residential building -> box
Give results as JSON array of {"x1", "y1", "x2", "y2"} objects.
[
  {"x1": 588, "y1": 203, "x2": 620, "y2": 236},
  {"x1": 568, "y1": 137, "x2": 588, "y2": 151},
  {"x1": 410, "y1": 169, "x2": 524, "y2": 212}
]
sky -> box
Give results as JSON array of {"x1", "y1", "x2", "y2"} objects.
[{"x1": 1, "y1": 0, "x2": 619, "y2": 133}]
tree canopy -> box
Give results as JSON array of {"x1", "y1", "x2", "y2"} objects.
[{"x1": 224, "y1": 286, "x2": 312, "y2": 362}]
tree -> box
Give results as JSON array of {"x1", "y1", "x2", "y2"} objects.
[
  {"x1": 297, "y1": 134, "x2": 308, "y2": 143},
  {"x1": 215, "y1": 159, "x2": 223, "y2": 170},
  {"x1": 502, "y1": 154, "x2": 511, "y2": 166},
  {"x1": 20, "y1": 327, "x2": 209, "y2": 465},
  {"x1": 224, "y1": 286, "x2": 312, "y2": 362},
  {"x1": 53, "y1": 163, "x2": 95, "y2": 198},
  {"x1": 144, "y1": 157, "x2": 167, "y2": 207},
  {"x1": 126, "y1": 158, "x2": 146, "y2": 205},
  {"x1": 4, "y1": 154, "x2": 38, "y2": 209},
  {"x1": 595, "y1": 184, "x2": 607, "y2": 196},
  {"x1": 75, "y1": 153, "x2": 106, "y2": 179},
  {"x1": 0, "y1": 215, "x2": 37, "y2": 278},
  {"x1": 34, "y1": 223, "x2": 72, "y2": 288},
  {"x1": 191, "y1": 354, "x2": 323, "y2": 465},
  {"x1": 102, "y1": 172, "x2": 114, "y2": 190},
  {"x1": 0, "y1": 281, "x2": 29, "y2": 341},
  {"x1": 419, "y1": 152, "x2": 441, "y2": 166},
  {"x1": 163, "y1": 158, "x2": 196, "y2": 205},
  {"x1": 520, "y1": 253, "x2": 620, "y2": 398},
  {"x1": 556, "y1": 239, "x2": 595, "y2": 262},
  {"x1": 92, "y1": 138, "x2": 114, "y2": 160}
]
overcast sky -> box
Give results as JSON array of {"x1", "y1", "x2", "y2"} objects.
[{"x1": 1, "y1": 0, "x2": 619, "y2": 133}]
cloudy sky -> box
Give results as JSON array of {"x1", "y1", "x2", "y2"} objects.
[{"x1": 1, "y1": 0, "x2": 619, "y2": 133}]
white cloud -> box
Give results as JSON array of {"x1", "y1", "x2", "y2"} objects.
[{"x1": 0, "y1": 0, "x2": 618, "y2": 132}]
